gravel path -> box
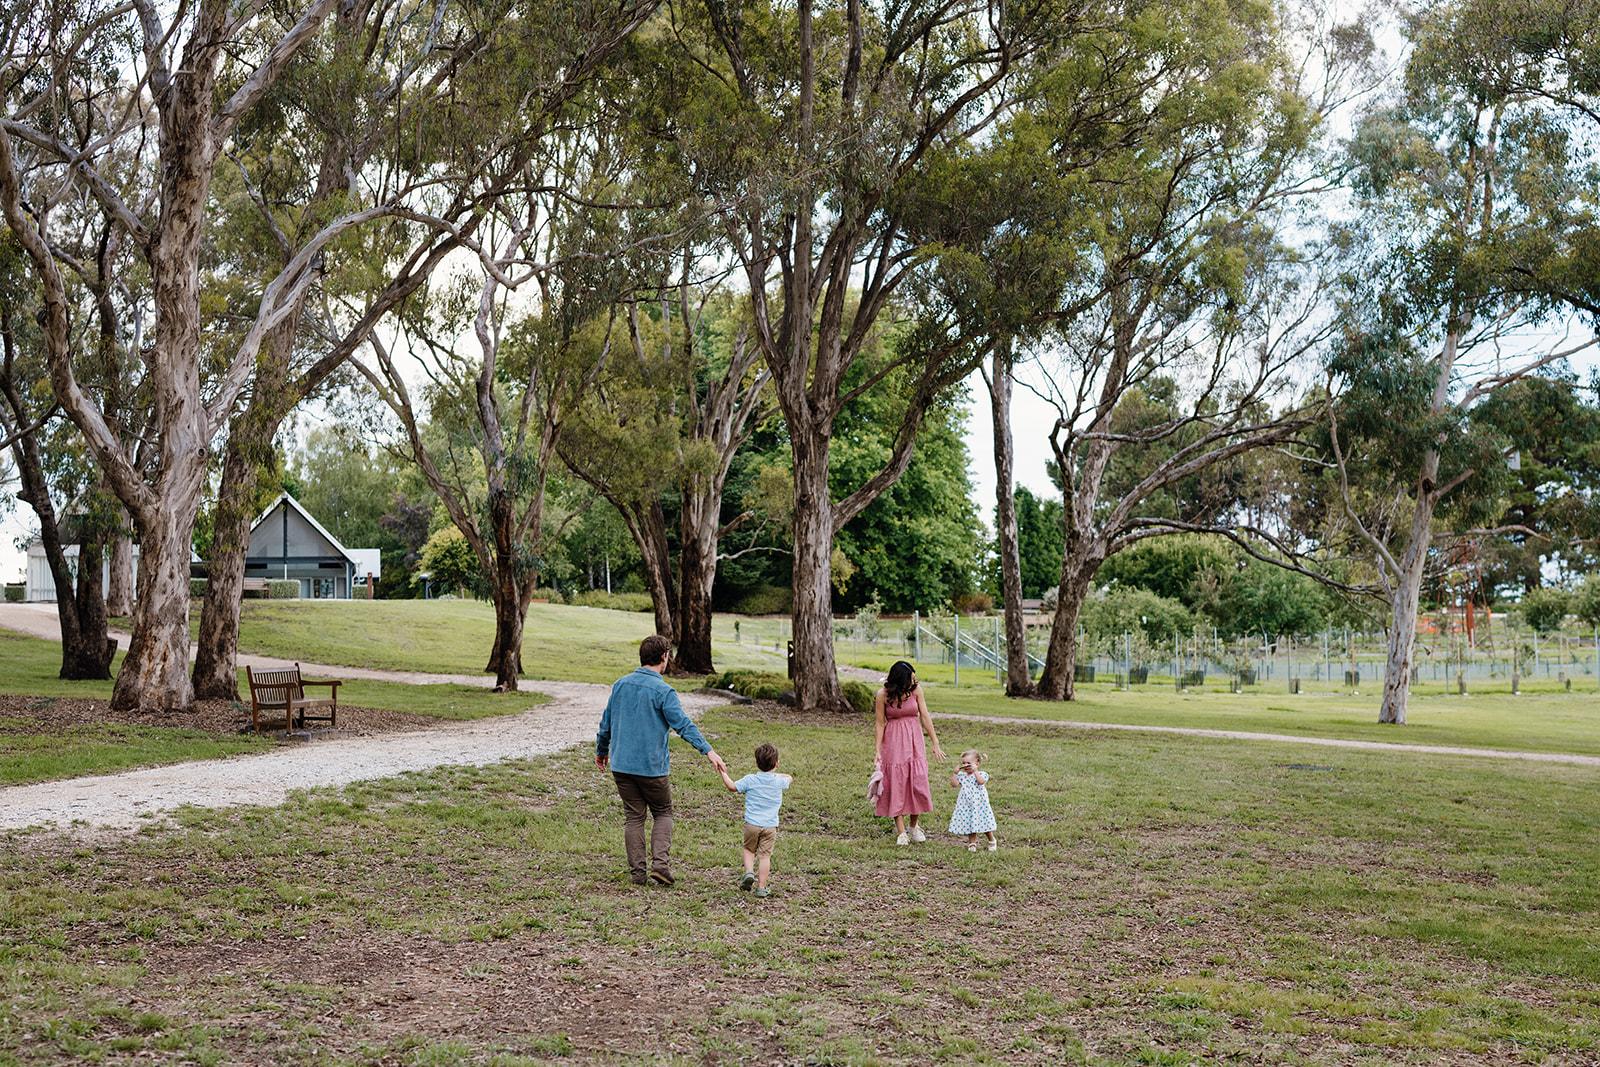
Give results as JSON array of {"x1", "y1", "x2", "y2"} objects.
[
  {"x1": 934, "y1": 712, "x2": 1600, "y2": 768},
  {"x1": 0, "y1": 681, "x2": 727, "y2": 833}
]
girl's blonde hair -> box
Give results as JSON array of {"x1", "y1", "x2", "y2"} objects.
[{"x1": 959, "y1": 748, "x2": 987, "y2": 766}]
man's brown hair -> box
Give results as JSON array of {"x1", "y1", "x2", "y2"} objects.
[
  {"x1": 639, "y1": 634, "x2": 672, "y2": 666},
  {"x1": 755, "y1": 742, "x2": 779, "y2": 771}
]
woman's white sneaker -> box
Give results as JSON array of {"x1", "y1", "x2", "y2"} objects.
[
  {"x1": 909, "y1": 826, "x2": 927, "y2": 843},
  {"x1": 895, "y1": 832, "x2": 910, "y2": 846}
]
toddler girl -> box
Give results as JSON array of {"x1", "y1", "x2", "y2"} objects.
[{"x1": 948, "y1": 749, "x2": 997, "y2": 851}]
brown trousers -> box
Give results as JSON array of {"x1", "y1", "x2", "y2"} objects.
[{"x1": 613, "y1": 772, "x2": 674, "y2": 879}]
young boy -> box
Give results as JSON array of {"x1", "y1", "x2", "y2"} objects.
[{"x1": 719, "y1": 742, "x2": 791, "y2": 898}]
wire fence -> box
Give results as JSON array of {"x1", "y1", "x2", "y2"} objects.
[{"x1": 729, "y1": 612, "x2": 1600, "y2": 695}]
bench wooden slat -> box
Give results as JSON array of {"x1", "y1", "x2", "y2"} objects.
[{"x1": 245, "y1": 662, "x2": 340, "y2": 733}]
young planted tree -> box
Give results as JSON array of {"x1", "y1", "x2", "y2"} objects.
[
  {"x1": 663, "y1": 0, "x2": 1082, "y2": 709},
  {"x1": 1333, "y1": 0, "x2": 1600, "y2": 723}
]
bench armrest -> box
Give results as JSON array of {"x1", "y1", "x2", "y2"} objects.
[{"x1": 300, "y1": 679, "x2": 342, "y2": 690}]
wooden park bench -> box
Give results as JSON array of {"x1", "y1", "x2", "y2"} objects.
[{"x1": 244, "y1": 663, "x2": 342, "y2": 733}]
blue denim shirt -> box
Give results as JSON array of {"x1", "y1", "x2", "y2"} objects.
[{"x1": 596, "y1": 667, "x2": 710, "y2": 777}]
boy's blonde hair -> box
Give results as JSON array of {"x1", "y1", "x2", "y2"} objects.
[{"x1": 959, "y1": 748, "x2": 987, "y2": 766}]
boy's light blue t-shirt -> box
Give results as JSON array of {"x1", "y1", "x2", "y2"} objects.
[{"x1": 735, "y1": 770, "x2": 791, "y2": 828}]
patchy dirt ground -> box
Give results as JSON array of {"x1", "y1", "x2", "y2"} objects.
[{"x1": 0, "y1": 694, "x2": 435, "y2": 738}]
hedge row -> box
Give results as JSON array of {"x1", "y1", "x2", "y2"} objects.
[
  {"x1": 3, "y1": 583, "x2": 23, "y2": 603},
  {"x1": 191, "y1": 578, "x2": 302, "y2": 599}
]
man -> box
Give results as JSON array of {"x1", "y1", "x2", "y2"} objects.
[{"x1": 596, "y1": 634, "x2": 726, "y2": 885}]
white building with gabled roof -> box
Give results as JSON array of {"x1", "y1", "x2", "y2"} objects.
[{"x1": 245, "y1": 493, "x2": 381, "y2": 599}]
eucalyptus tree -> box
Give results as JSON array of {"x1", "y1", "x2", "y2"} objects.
[
  {"x1": 1018, "y1": 0, "x2": 1363, "y2": 702},
  {"x1": 657, "y1": 0, "x2": 1091, "y2": 709},
  {"x1": 0, "y1": 241, "x2": 120, "y2": 678},
  {"x1": 189, "y1": 0, "x2": 659, "y2": 700},
  {"x1": 1334, "y1": 0, "x2": 1600, "y2": 724},
  {"x1": 355, "y1": 140, "x2": 637, "y2": 690},
  {"x1": 559, "y1": 280, "x2": 772, "y2": 675},
  {"x1": 0, "y1": 0, "x2": 415, "y2": 712}
]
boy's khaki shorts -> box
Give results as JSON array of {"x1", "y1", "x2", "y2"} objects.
[{"x1": 742, "y1": 822, "x2": 777, "y2": 857}]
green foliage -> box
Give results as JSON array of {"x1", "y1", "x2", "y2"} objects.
[
  {"x1": 3, "y1": 584, "x2": 23, "y2": 604},
  {"x1": 1516, "y1": 587, "x2": 1569, "y2": 635},
  {"x1": 1013, "y1": 488, "x2": 1064, "y2": 600},
  {"x1": 842, "y1": 680, "x2": 876, "y2": 715},
  {"x1": 1574, "y1": 575, "x2": 1600, "y2": 630},
  {"x1": 1207, "y1": 564, "x2": 1330, "y2": 639},
  {"x1": 713, "y1": 670, "x2": 792, "y2": 701},
  {"x1": 266, "y1": 580, "x2": 300, "y2": 600},
  {"x1": 416, "y1": 528, "x2": 480, "y2": 598},
  {"x1": 831, "y1": 379, "x2": 983, "y2": 613},
  {"x1": 729, "y1": 585, "x2": 791, "y2": 616},
  {"x1": 1470, "y1": 377, "x2": 1600, "y2": 594},
  {"x1": 1100, "y1": 536, "x2": 1330, "y2": 637},
  {"x1": 1081, "y1": 587, "x2": 1195, "y2": 644},
  {"x1": 1100, "y1": 536, "x2": 1236, "y2": 607},
  {"x1": 953, "y1": 592, "x2": 992, "y2": 614},
  {"x1": 189, "y1": 579, "x2": 207, "y2": 599},
  {"x1": 568, "y1": 590, "x2": 652, "y2": 613}
]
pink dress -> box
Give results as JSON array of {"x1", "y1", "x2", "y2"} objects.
[{"x1": 875, "y1": 692, "x2": 932, "y2": 818}]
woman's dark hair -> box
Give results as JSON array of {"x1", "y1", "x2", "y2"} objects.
[{"x1": 885, "y1": 661, "x2": 918, "y2": 705}]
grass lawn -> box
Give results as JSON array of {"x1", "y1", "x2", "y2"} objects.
[
  {"x1": 2, "y1": 705, "x2": 1596, "y2": 1064},
  {"x1": 0, "y1": 630, "x2": 541, "y2": 785},
  {"x1": 223, "y1": 599, "x2": 782, "y2": 684},
  {"x1": 835, "y1": 652, "x2": 1600, "y2": 757}
]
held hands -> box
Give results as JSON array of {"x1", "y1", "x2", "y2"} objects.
[{"x1": 706, "y1": 748, "x2": 728, "y2": 774}]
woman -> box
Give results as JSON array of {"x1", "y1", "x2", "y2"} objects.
[{"x1": 874, "y1": 660, "x2": 946, "y2": 845}]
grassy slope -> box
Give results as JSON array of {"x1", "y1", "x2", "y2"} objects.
[
  {"x1": 0, "y1": 630, "x2": 540, "y2": 785},
  {"x1": 227, "y1": 599, "x2": 783, "y2": 684},
  {"x1": 2, "y1": 707, "x2": 1596, "y2": 1064}
]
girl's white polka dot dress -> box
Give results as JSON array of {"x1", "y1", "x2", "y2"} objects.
[{"x1": 948, "y1": 770, "x2": 997, "y2": 834}]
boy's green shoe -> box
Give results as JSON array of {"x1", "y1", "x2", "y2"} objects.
[
  {"x1": 752, "y1": 886, "x2": 771, "y2": 898},
  {"x1": 739, "y1": 871, "x2": 756, "y2": 892}
]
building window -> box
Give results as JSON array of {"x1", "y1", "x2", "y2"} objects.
[{"x1": 312, "y1": 577, "x2": 336, "y2": 599}]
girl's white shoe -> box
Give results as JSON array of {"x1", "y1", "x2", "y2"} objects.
[
  {"x1": 966, "y1": 842, "x2": 978, "y2": 853},
  {"x1": 986, "y1": 840, "x2": 998, "y2": 852},
  {"x1": 895, "y1": 832, "x2": 910, "y2": 846},
  {"x1": 909, "y1": 826, "x2": 927, "y2": 843}
]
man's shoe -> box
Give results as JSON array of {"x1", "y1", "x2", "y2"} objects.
[
  {"x1": 753, "y1": 887, "x2": 771, "y2": 898},
  {"x1": 739, "y1": 871, "x2": 756, "y2": 891},
  {"x1": 895, "y1": 832, "x2": 910, "y2": 846},
  {"x1": 650, "y1": 869, "x2": 675, "y2": 886},
  {"x1": 629, "y1": 873, "x2": 649, "y2": 886},
  {"x1": 909, "y1": 826, "x2": 927, "y2": 843}
]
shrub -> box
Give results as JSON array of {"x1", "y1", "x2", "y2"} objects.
[
  {"x1": 1517, "y1": 586, "x2": 1569, "y2": 634},
  {"x1": 1081, "y1": 586, "x2": 1194, "y2": 643},
  {"x1": 532, "y1": 586, "x2": 566, "y2": 604},
  {"x1": 189, "y1": 578, "x2": 207, "y2": 598},
  {"x1": 569, "y1": 590, "x2": 653, "y2": 613},
  {"x1": 730, "y1": 584, "x2": 791, "y2": 615},
  {"x1": 953, "y1": 591, "x2": 993, "y2": 614},
  {"x1": 713, "y1": 670, "x2": 793, "y2": 701},
  {"x1": 3, "y1": 583, "x2": 23, "y2": 603},
  {"x1": 852, "y1": 599, "x2": 883, "y2": 642},
  {"x1": 1574, "y1": 574, "x2": 1600, "y2": 629},
  {"x1": 267, "y1": 579, "x2": 300, "y2": 600},
  {"x1": 842, "y1": 680, "x2": 876, "y2": 715}
]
